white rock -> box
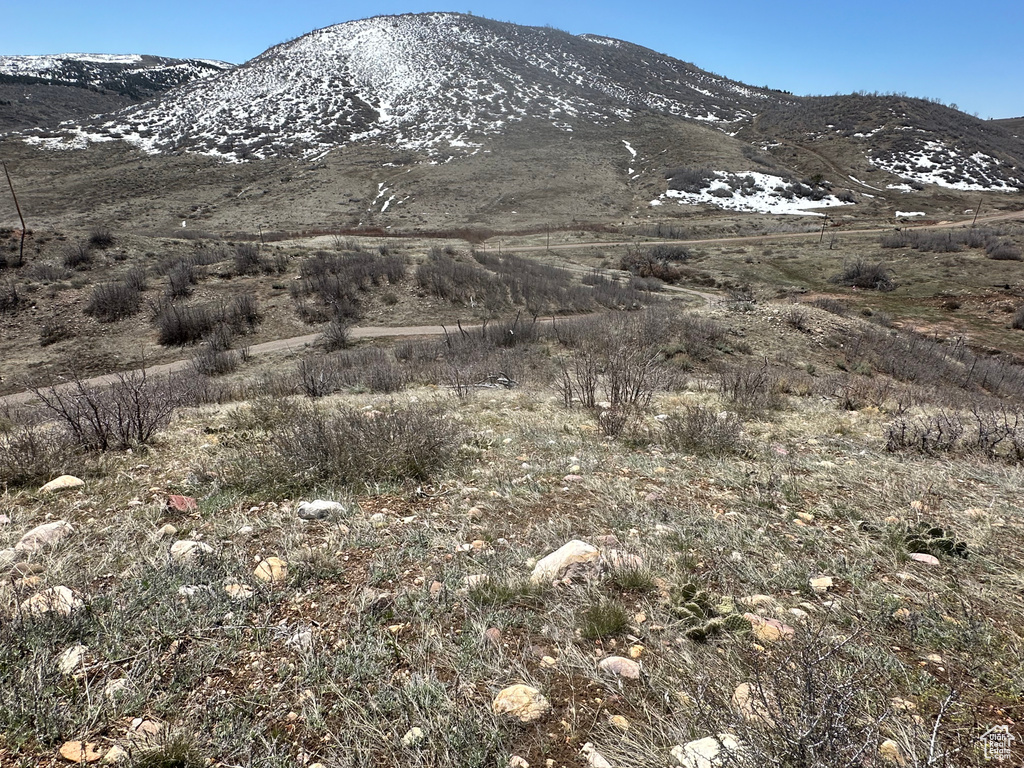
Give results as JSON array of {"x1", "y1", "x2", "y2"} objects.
[
  {"x1": 15, "y1": 520, "x2": 74, "y2": 553},
  {"x1": 581, "y1": 743, "x2": 613, "y2": 768},
  {"x1": 103, "y1": 677, "x2": 130, "y2": 701},
  {"x1": 224, "y1": 583, "x2": 254, "y2": 600},
  {"x1": 156, "y1": 523, "x2": 178, "y2": 539},
  {"x1": 39, "y1": 475, "x2": 84, "y2": 493},
  {"x1": 297, "y1": 499, "x2": 345, "y2": 520},
  {"x1": 170, "y1": 540, "x2": 213, "y2": 565},
  {"x1": 286, "y1": 630, "x2": 313, "y2": 652},
  {"x1": 20, "y1": 586, "x2": 83, "y2": 617},
  {"x1": 0, "y1": 548, "x2": 17, "y2": 570},
  {"x1": 492, "y1": 684, "x2": 551, "y2": 722},
  {"x1": 177, "y1": 585, "x2": 212, "y2": 598},
  {"x1": 401, "y1": 727, "x2": 425, "y2": 747},
  {"x1": 671, "y1": 734, "x2": 742, "y2": 768},
  {"x1": 598, "y1": 656, "x2": 641, "y2": 680},
  {"x1": 370, "y1": 512, "x2": 387, "y2": 528},
  {"x1": 57, "y1": 644, "x2": 88, "y2": 676},
  {"x1": 530, "y1": 540, "x2": 600, "y2": 584},
  {"x1": 0, "y1": 514, "x2": 10, "y2": 525}
]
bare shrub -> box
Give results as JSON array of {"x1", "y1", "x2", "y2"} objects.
[
  {"x1": 237, "y1": 400, "x2": 463, "y2": 489},
  {"x1": 226, "y1": 293, "x2": 262, "y2": 333},
  {"x1": 61, "y1": 242, "x2": 92, "y2": 270},
  {"x1": 88, "y1": 228, "x2": 115, "y2": 249},
  {"x1": 0, "y1": 423, "x2": 80, "y2": 488},
  {"x1": 233, "y1": 243, "x2": 265, "y2": 275},
  {"x1": 124, "y1": 266, "x2": 148, "y2": 292},
  {"x1": 886, "y1": 406, "x2": 1024, "y2": 462},
  {"x1": 718, "y1": 362, "x2": 784, "y2": 415},
  {"x1": 85, "y1": 281, "x2": 141, "y2": 322},
  {"x1": 666, "y1": 166, "x2": 714, "y2": 192},
  {"x1": 39, "y1": 317, "x2": 74, "y2": 346},
  {"x1": 662, "y1": 406, "x2": 744, "y2": 455},
  {"x1": 166, "y1": 261, "x2": 198, "y2": 298},
  {"x1": 154, "y1": 303, "x2": 218, "y2": 346},
  {"x1": 190, "y1": 343, "x2": 239, "y2": 377},
  {"x1": 0, "y1": 279, "x2": 20, "y2": 314},
  {"x1": 986, "y1": 240, "x2": 1023, "y2": 261},
  {"x1": 1013, "y1": 306, "x2": 1024, "y2": 330},
  {"x1": 832, "y1": 260, "x2": 895, "y2": 291},
  {"x1": 320, "y1": 319, "x2": 350, "y2": 351},
  {"x1": 31, "y1": 369, "x2": 187, "y2": 451},
  {"x1": 810, "y1": 297, "x2": 849, "y2": 316}
]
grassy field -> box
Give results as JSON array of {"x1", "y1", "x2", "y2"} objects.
[{"x1": 1, "y1": 299, "x2": 1023, "y2": 767}]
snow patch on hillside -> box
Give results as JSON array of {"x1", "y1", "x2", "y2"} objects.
[
  {"x1": 652, "y1": 171, "x2": 853, "y2": 216},
  {"x1": 870, "y1": 140, "x2": 1021, "y2": 191}
]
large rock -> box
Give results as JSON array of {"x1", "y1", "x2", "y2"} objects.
[
  {"x1": 598, "y1": 656, "x2": 641, "y2": 680},
  {"x1": 492, "y1": 684, "x2": 551, "y2": 722},
  {"x1": 744, "y1": 613, "x2": 795, "y2": 643},
  {"x1": 39, "y1": 475, "x2": 84, "y2": 493},
  {"x1": 732, "y1": 683, "x2": 775, "y2": 725},
  {"x1": 670, "y1": 734, "x2": 742, "y2": 768},
  {"x1": 21, "y1": 586, "x2": 84, "y2": 617},
  {"x1": 254, "y1": 557, "x2": 288, "y2": 583},
  {"x1": 57, "y1": 644, "x2": 88, "y2": 676},
  {"x1": 530, "y1": 540, "x2": 600, "y2": 584},
  {"x1": 297, "y1": 500, "x2": 345, "y2": 520},
  {"x1": 15, "y1": 520, "x2": 74, "y2": 553},
  {"x1": 170, "y1": 540, "x2": 213, "y2": 565},
  {"x1": 59, "y1": 741, "x2": 104, "y2": 763}
]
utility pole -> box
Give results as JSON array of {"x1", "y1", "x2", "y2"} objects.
[
  {"x1": 2, "y1": 162, "x2": 26, "y2": 266},
  {"x1": 972, "y1": 196, "x2": 982, "y2": 227}
]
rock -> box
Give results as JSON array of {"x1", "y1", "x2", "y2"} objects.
[
  {"x1": 224, "y1": 583, "x2": 253, "y2": 600},
  {"x1": 609, "y1": 714, "x2": 630, "y2": 731},
  {"x1": 155, "y1": 523, "x2": 178, "y2": 539},
  {"x1": 11, "y1": 561, "x2": 44, "y2": 579},
  {"x1": 128, "y1": 718, "x2": 163, "y2": 744},
  {"x1": 909, "y1": 553, "x2": 940, "y2": 566},
  {"x1": 739, "y1": 594, "x2": 778, "y2": 610},
  {"x1": 401, "y1": 727, "x2": 425, "y2": 747},
  {"x1": 370, "y1": 512, "x2": 387, "y2": 528},
  {"x1": 15, "y1": 520, "x2": 74, "y2": 553},
  {"x1": 670, "y1": 734, "x2": 742, "y2": 768},
  {"x1": 563, "y1": 474, "x2": 584, "y2": 483},
  {"x1": 879, "y1": 739, "x2": 905, "y2": 765},
  {"x1": 0, "y1": 514, "x2": 9, "y2": 525},
  {"x1": 39, "y1": 475, "x2": 84, "y2": 493},
  {"x1": 100, "y1": 745, "x2": 129, "y2": 764},
  {"x1": 57, "y1": 644, "x2": 88, "y2": 676},
  {"x1": 628, "y1": 644, "x2": 644, "y2": 659},
  {"x1": 21, "y1": 586, "x2": 83, "y2": 617},
  {"x1": 744, "y1": 613, "x2": 794, "y2": 643},
  {"x1": 492, "y1": 684, "x2": 551, "y2": 722},
  {"x1": 428, "y1": 581, "x2": 443, "y2": 600},
  {"x1": 0, "y1": 548, "x2": 17, "y2": 570},
  {"x1": 15, "y1": 575, "x2": 43, "y2": 590},
  {"x1": 286, "y1": 629, "x2": 313, "y2": 652},
  {"x1": 580, "y1": 743, "x2": 613, "y2": 768},
  {"x1": 483, "y1": 627, "x2": 503, "y2": 648},
  {"x1": 464, "y1": 574, "x2": 489, "y2": 589},
  {"x1": 177, "y1": 585, "x2": 212, "y2": 598},
  {"x1": 598, "y1": 656, "x2": 641, "y2": 680},
  {"x1": 170, "y1": 540, "x2": 213, "y2": 565},
  {"x1": 731, "y1": 683, "x2": 774, "y2": 725},
  {"x1": 59, "y1": 741, "x2": 104, "y2": 763},
  {"x1": 165, "y1": 495, "x2": 198, "y2": 513},
  {"x1": 530, "y1": 540, "x2": 600, "y2": 584},
  {"x1": 593, "y1": 534, "x2": 621, "y2": 548},
  {"x1": 508, "y1": 757, "x2": 530, "y2": 768},
  {"x1": 102, "y1": 678, "x2": 130, "y2": 701},
  {"x1": 254, "y1": 557, "x2": 288, "y2": 584},
  {"x1": 891, "y1": 697, "x2": 917, "y2": 713},
  {"x1": 297, "y1": 499, "x2": 345, "y2": 520},
  {"x1": 809, "y1": 576, "x2": 833, "y2": 593}
]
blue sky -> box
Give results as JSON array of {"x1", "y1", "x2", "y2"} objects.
[{"x1": 3, "y1": 1, "x2": 1022, "y2": 118}]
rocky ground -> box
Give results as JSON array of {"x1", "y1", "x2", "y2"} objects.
[{"x1": 1, "y1": 302, "x2": 1022, "y2": 767}]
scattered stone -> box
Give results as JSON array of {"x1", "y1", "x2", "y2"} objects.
[
  {"x1": 286, "y1": 630, "x2": 313, "y2": 652},
  {"x1": 739, "y1": 594, "x2": 778, "y2": 610},
  {"x1": 59, "y1": 741, "x2": 104, "y2": 763},
  {"x1": 128, "y1": 718, "x2": 163, "y2": 744},
  {"x1": 603, "y1": 550, "x2": 644, "y2": 571},
  {"x1": 508, "y1": 757, "x2": 530, "y2": 768},
  {"x1": 401, "y1": 727, "x2": 425, "y2": 747},
  {"x1": 297, "y1": 500, "x2": 345, "y2": 520},
  {"x1": 879, "y1": 739, "x2": 905, "y2": 765},
  {"x1": 237, "y1": 525, "x2": 254, "y2": 535},
  {"x1": 156, "y1": 523, "x2": 178, "y2": 539},
  {"x1": 909, "y1": 553, "x2": 940, "y2": 566},
  {"x1": 483, "y1": 627, "x2": 503, "y2": 648},
  {"x1": 170, "y1": 540, "x2": 213, "y2": 565},
  {"x1": 0, "y1": 514, "x2": 9, "y2": 525},
  {"x1": 177, "y1": 585, "x2": 212, "y2": 598},
  {"x1": 165, "y1": 495, "x2": 198, "y2": 513},
  {"x1": 370, "y1": 512, "x2": 387, "y2": 528},
  {"x1": 464, "y1": 574, "x2": 489, "y2": 589},
  {"x1": 101, "y1": 745, "x2": 129, "y2": 764},
  {"x1": 809, "y1": 576, "x2": 834, "y2": 593},
  {"x1": 224, "y1": 583, "x2": 254, "y2": 600},
  {"x1": 57, "y1": 644, "x2": 88, "y2": 676},
  {"x1": 530, "y1": 540, "x2": 600, "y2": 585},
  {"x1": 15, "y1": 520, "x2": 74, "y2": 553},
  {"x1": 891, "y1": 697, "x2": 917, "y2": 713},
  {"x1": 788, "y1": 608, "x2": 809, "y2": 621},
  {"x1": 732, "y1": 683, "x2": 774, "y2": 725},
  {"x1": 925, "y1": 653, "x2": 943, "y2": 664},
  {"x1": 40, "y1": 475, "x2": 84, "y2": 493},
  {"x1": 580, "y1": 743, "x2": 613, "y2": 768},
  {"x1": 0, "y1": 548, "x2": 17, "y2": 571},
  {"x1": 21, "y1": 586, "x2": 83, "y2": 617},
  {"x1": 609, "y1": 714, "x2": 630, "y2": 731},
  {"x1": 103, "y1": 678, "x2": 130, "y2": 701},
  {"x1": 563, "y1": 474, "x2": 584, "y2": 483},
  {"x1": 892, "y1": 607, "x2": 912, "y2": 621},
  {"x1": 428, "y1": 581, "x2": 443, "y2": 601},
  {"x1": 492, "y1": 684, "x2": 551, "y2": 722},
  {"x1": 671, "y1": 734, "x2": 742, "y2": 768},
  {"x1": 254, "y1": 557, "x2": 288, "y2": 584},
  {"x1": 744, "y1": 614, "x2": 795, "y2": 643},
  {"x1": 598, "y1": 656, "x2": 641, "y2": 680},
  {"x1": 628, "y1": 644, "x2": 644, "y2": 660},
  {"x1": 540, "y1": 655, "x2": 558, "y2": 668}
]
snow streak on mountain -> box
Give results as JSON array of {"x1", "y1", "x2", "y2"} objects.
[{"x1": 76, "y1": 13, "x2": 783, "y2": 161}]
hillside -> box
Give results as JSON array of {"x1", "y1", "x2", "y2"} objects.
[{"x1": 0, "y1": 54, "x2": 231, "y2": 132}]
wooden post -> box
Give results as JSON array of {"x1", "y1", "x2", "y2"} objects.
[
  {"x1": 3, "y1": 162, "x2": 26, "y2": 266},
  {"x1": 972, "y1": 197, "x2": 982, "y2": 227}
]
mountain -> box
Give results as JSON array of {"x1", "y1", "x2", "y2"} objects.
[
  {"x1": 0, "y1": 53, "x2": 231, "y2": 131},
  {"x1": 1, "y1": 13, "x2": 1021, "y2": 233}
]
